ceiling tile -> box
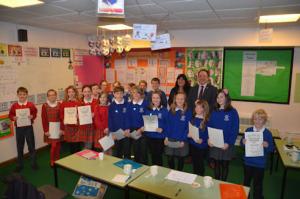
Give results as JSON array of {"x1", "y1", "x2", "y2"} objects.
[
  {"x1": 22, "y1": 4, "x2": 74, "y2": 16},
  {"x1": 174, "y1": 10, "x2": 216, "y2": 19},
  {"x1": 208, "y1": 0, "x2": 260, "y2": 10},
  {"x1": 51, "y1": 0, "x2": 97, "y2": 12},
  {"x1": 155, "y1": 0, "x2": 211, "y2": 13}
]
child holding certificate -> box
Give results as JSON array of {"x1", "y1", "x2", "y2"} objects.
[
  {"x1": 165, "y1": 92, "x2": 192, "y2": 171},
  {"x1": 144, "y1": 91, "x2": 168, "y2": 166},
  {"x1": 41, "y1": 89, "x2": 63, "y2": 167},
  {"x1": 94, "y1": 92, "x2": 109, "y2": 151},
  {"x1": 128, "y1": 86, "x2": 149, "y2": 164},
  {"x1": 60, "y1": 85, "x2": 81, "y2": 154},
  {"x1": 240, "y1": 109, "x2": 274, "y2": 199},
  {"x1": 78, "y1": 85, "x2": 97, "y2": 149},
  {"x1": 188, "y1": 100, "x2": 209, "y2": 176},
  {"x1": 108, "y1": 86, "x2": 130, "y2": 159},
  {"x1": 208, "y1": 89, "x2": 239, "y2": 181},
  {"x1": 9, "y1": 87, "x2": 38, "y2": 172}
]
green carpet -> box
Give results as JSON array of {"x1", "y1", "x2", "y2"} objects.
[{"x1": 0, "y1": 144, "x2": 299, "y2": 199}]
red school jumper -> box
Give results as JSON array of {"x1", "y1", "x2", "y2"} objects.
[{"x1": 93, "y1": 104, "x2": 109, "y2": 149}]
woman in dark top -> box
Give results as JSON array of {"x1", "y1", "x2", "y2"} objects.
[{"x1": 168, "y1": 74, "x2": 191, "y2": 106}]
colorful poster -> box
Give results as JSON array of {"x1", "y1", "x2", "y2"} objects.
[
  {"x1": 151, "y1": 33, "x2": 171, "y2": 51},
  {"x1": 8, "y1": 45, "x2": 22, "y2": 57},
  {"x1": 62, "y1": 49, "x2": 71, "y2": 57},
  {"x1": 133, "y1": 24, "x2": 157, "y2": 41},
  {"x1": 0, "y1": 43, "x2": 8, "y2": 56},
  {"x1": 36, "y1": 93, "x2": 47, "y2": 104},
  {"x1": 23, "y1": 47, "x2": 38, "y2": 57},
  {"x1": 0, "y1": 114, "x2": 14, "y2": 140},
  {"x1": 97, "y1": 0, "x2": 124, "y2": 16},
  {"x1": 39, "y1": 47, "x2": 50, "y2": 57},
  {"x1": 51, "y1": 48, "x2": 61, "y2": 57},
  {"x1": 186, "y1": 48, "x2": 223, "y2": 88},
  {"x1": 73, "y1": 49, "x2": 89, "y2": 67}
]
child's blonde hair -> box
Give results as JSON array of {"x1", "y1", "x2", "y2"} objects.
[
  {"x1": 251, "y1": 109, "x2": 268, "y2": 125},
  {"x1": 194, "y1": 99, "x2": 210, "y2": 130},
  {"x1": 170, "y1": 92, "x2": 188, "y2": 115}
]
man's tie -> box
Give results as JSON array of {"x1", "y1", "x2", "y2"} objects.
[{"x1": 199, "y1": 85, "x2": 204, "y2": 99}]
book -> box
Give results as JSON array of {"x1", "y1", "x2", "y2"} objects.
[
  {"x1": 219, "y1": 183, "x2": 247, "y2": 199},
  {"x1": 76, "y1": 150, "x2": 98, "y2": 160},
  {"x1": 72, "y1": 176, "x2": 107, "y2": 199}
]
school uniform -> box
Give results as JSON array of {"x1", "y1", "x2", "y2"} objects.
[
  {"x1": 188, "y1": 116, "x2": 208, "y2": 176},
  {"x1": 108, "y1": 98, "x2": 130, "y2": 159},
  {"x1": 146, "y1": 90, "x2": 168, "y2": 108},
  {"x1": 128, "y1": 99, "x2": 149, "y2": 164},
  {"x1": 144, "y1": 106, "x2": 168, "y2": 166},
  {"x1": 241, "y1": 127, "x2": 274, "y2": 199},
  {"x1": 78, "y1": 98, "x2": 97, "y2": 149},
  {"x1": 9, "y1": 101, "x2": 38, "y2": 170},
  {"x1": 41, "y1": 101, "x2": 63, "y2": 166},
  {"x1": 165, "y1": 108, "x2": 192, "y2": 170},
  {"x1": 93, "y1": 104, "x2": 109, "y2": 149}
]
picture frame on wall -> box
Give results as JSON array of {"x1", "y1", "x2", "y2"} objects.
[
  {"x1": 62, "y1": 48, "x2": 71, "y2": 58},
  {"x1": 51, "y1": 48, "x2": 61, "y2": 57},
  {"x1": 0, "y1": 114, "x2": 14, "y2": 140},
  {"x1": 39, "y1": 47, "x2": 50, "y2": 57}
]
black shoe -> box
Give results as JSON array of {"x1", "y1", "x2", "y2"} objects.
[
  {"x1": 31, "y1": 164, "x2": 39, "y2": 170},
  {"x1": 14, "y1": 166, "x2": 23, "y2": 173}
]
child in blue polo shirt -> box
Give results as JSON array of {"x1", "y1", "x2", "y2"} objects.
[
  {"x1": 165, "y1": 92, "x2": 192, "y2": 171},
  {"x1": 208, "y1": 89, "x2": 239, "y2": 181},
  {"x1": 188, "y1": 99, "x2": 209, "y2": 176},
  {"x1": 144, "y1": 91, "x2": 168, "y2": 166},
  {"x1": 108, "y1": 86, "x2": 130, "y2": 159},
  {"x1": 240, "y1": 109, "x2": 274, "y2": 199},
  {"x1": 128, "y1": 86, "x2": 148, "y2": 164}
]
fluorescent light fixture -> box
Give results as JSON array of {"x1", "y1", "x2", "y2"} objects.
[
  {"x1": 259, "y1": 14, "x2": 300, "y2": 23},
  {"x1": 98, "y1": 24, "x2": 132, "y2": 31},
  {"x1": 0, "y1": 0, "x2": 44, "y2": 8}
]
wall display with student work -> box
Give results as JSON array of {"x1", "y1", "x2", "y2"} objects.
[
  {"x1": 0, "y1": 114, "x2": 14, "y2": 140},
  {"x1": 62, "y1": 49, "x2": 71, "y2": 57},
  {"x1": 0, "y1": 43, "x2": 8, "y2": 56},
  {"x1": 51, "y1": 48, "x2": 61, "y2": 57},
  {"x1": 223, "y1": 48, "x2": 293, "y2": 104},
  {"x1": 39, "y1": 47, "x2": 50, "y2": 57},
  {"x1": 8, "y1": 45, "x2": 22, "y2": 57},
  {"x1": 186, "y1": 48, "x2": 223, "y2": 88}
]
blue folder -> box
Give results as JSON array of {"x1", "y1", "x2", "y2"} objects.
[{"x1": 113, "y1": 159, "x2": 142, "y2": 170}]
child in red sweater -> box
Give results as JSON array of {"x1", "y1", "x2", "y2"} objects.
[{"x1": 9, "y1": 87, "x2": 38, "y2": 172}]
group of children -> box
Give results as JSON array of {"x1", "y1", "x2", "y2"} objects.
[{"x1": 8, "y1": 76, "x2": 274, "y2": 199}]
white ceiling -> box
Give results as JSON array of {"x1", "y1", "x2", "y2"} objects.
[{"x1": 0, "y1": 0, "x2": 299, "y2": 35}]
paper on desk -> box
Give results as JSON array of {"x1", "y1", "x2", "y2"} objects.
[
  {"x1": 16, "y1": 108, "x2": 31, "y2": 127},
  {"x1": 143, "y1": 115, "x2": 158, "y2": 132},
  {"x1": 167, "y1": 140, "x2": 181, "y2": 148},
  {"x1": 49, "y1": 122, "x2": 60, "y2": 139},
  {"x1": 208, "y1": 127, "x2": 224, "y2": 148},
  {"x1": 111, "y1": 129, "x2": 125, "y2": 140},
  {"x1": 112, "y1": 174, "x2": 130, "y2": 183},
  {"x1": 130, "y1": 130, "x2": 142, "y2": 140},
  {"x1": 189, "y1": 122, "x2": 199, "y2": 142},
  {"x1": 165, "y1": 170, "x2": 197, "y2": 184},
  {"x1": 99, "y1": 134, "x2": 115, "y2": 151},
  {"x1": 245, "y1": 131, "x2": 264, "y2": 157}
]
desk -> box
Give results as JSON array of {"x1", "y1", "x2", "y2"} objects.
[
  {"x1": 53, "y1": 152, "x2": 148, "y2": 198},
  {"x1": 275, "y1": 140, "x2": 300, "y2": 199},
  {"x1": 128, "y1": 166, "x2": 250, "y2": 199}
]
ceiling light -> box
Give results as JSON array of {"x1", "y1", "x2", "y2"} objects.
[
  {"x1": 98, "y1": 24, "x2": 133, "y2": 31},
  {"x1": 0, "y1": 0, "x2": 44, "y2": 8},
  {"x1": 259, "y1": 14, "x2": 300, "y2": 23}
]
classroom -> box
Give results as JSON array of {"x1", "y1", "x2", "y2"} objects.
[{"x1": 0, "y1": 0, "x2": 300, "y2": 199}]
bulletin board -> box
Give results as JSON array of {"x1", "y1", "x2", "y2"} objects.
[
  {"x1": 108, "y1": 48, "x2": 185, "y2": 95},
  {"x1": 0, "y1": 44, "x2": 86, "y2": 112},
  {"x1": 223, "y1": 47, "x2": 294, "y2": 104}
]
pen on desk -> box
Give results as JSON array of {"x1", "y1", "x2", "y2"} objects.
[
  {"x1": 126, "y1": 176, "x2": 132, "y2": 182},
  {"x1": 175, "y1": 188, "x2": 181, "y2": 197}
]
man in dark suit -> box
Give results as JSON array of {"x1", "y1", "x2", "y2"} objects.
[{"x1": 187, "y1": 69, "x2": 218, "y2": 112}]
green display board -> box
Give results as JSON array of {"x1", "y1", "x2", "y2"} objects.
[{"x1": 223, "y1": 48, "x2": 293, "y2": 104}]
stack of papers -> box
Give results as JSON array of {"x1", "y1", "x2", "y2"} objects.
[
  {"x1": 76, "y1": 150, "x2": 98, "y2": 160},
  {"x1": 112, "y1": 174, "x2": 130, "y2": 183},
  {"x1": 165, "y1": 170, "x2": 197, "y2": 184}
]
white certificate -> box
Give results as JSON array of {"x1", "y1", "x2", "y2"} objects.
[
  {"x1": 143, "y1": 115, "x2": 158, "y2": 132},
  {"x1": 208, "y1": 127, "x2": 224, "y2": 148},
  {"x1": 99, "y1": 134, "x2": 115, "y2": 151},
  {"x1": 189, "y1": 122, "x2": 199, "y2": 142},
  {"x1": 245, "y1": 131, "x2": 264, "y2": 157},
  {"x1": 78, "y1": 105, "x2": 93, "y2": 125},
  {"x1": 49, "y1": 122, "x2": 60, "y2": 139},
  {"x1": 111, "y1": 129, "x2": 125, "y2": 140},
  {"x1": 16, "y1": 108, "x2": 31, "y2": 127},
  {"x1": 64, "y1": 107, "x2": 77, "y2": 125},
  {"x1": 130, "y1": 130, "x2": 142, "y2": 140}
]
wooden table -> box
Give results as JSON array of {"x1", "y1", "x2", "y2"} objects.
[
  {"x1": 128, "y1": 166, "x2": 250, "y2": 199},
  {"x1": 275, "y1": 139, "x2": 300, "y2": 199},
  {"x1": 53, "y1": 152, "x2": 148, "y2": 199}
]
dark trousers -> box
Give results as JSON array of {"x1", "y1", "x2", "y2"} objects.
[
  {"x1": 15, "y1": 126, "x2": 36, "y2": 168},
  {"x1": 190, "y1": 144, "x2": 206, "y2": 176},
  {"x1": 244, "y1": 165, "x2": 265, "y2": 199},
  {"x1": 69, "y1": 142, "x2": 81, "y2": 154},
  {"x1": 214, "y1": 160, "x2": 230, "y2": 181},
  {"x1": 113, "y1": 137, "x2": 131, "y2": 159},
  {"x1": 133, "y1": 135, "x2": 147, "y2": 164},
  {"x1": 167, "y1": 156, "x2": 185, "y2": 171},
  {"x1": 147, "y1": 137, "x2": 164, "y2": 166}
]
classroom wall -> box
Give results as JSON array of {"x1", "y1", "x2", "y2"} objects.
[
  {"x1": 170, "y1": 26, "x2": 300, "y2": 135},
  {"x1": 0, "y1": 21, "x2": 88, "y2": 163}
]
